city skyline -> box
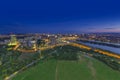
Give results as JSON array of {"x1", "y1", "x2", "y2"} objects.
[{"x1": 0, "y1": 0, "x2": 120, "y2": 33}]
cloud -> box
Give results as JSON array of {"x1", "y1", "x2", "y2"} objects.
[
  {"x1": 104, "y1": 28, "x2": 116, "y2": 29},
  {"x1": 88, "y1": 28, "x2": 96, "y2": 29}
]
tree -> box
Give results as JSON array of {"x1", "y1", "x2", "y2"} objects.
[
  {"x1": 36, "y1": 39, "x2": 45, "y2": 48},
  {"x1": 36, "y1": 39, "x2": 46, "y2": 58}
]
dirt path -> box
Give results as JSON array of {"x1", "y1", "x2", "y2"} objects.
[
  {"x1": 55, "y1": 61, "x2": 58, "y2": 80},
  {"x1": 88, "y1": 60, "x2": 97, "y2": 80},
  {"x1": 77, "y1": 52, "x2": 86, "y2": 63}
]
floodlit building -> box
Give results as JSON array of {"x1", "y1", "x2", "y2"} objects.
[{"x1": 8, "y1": 35, "x2": 19, "y2": 46}]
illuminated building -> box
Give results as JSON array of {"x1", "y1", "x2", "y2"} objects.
[
  {"x1": 30, "y1": 39, "x2": 37, "y2": 51},
  {"x1": 8, "y1": 35, "x2": 19, "y2": 46}
]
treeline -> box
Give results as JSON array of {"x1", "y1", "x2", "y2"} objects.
[
  {"x1": 0, "y1": 47, "x2": 40, "y2": 79},
  {"x1": 76, "y1": 47, "x2": 120, "y2": 71},
  {"x1": 42, "y1": 45, "x2": 81, "y2": 60},
  {"x1": 53, "y1": 45, "x2": 81, "y2": 60},
  {"x1": 42, "y1": 44, "x2": 120, "y2": 71},
  {"x1": 93, "y1": 53, "x2": 120, "y2": 71}
]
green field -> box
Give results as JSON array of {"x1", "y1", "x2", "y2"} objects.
[
  {"x1": 13, "y1": 59, "x2": 57, "y2": 80},
  {"x1": 13, "y1": 54, "x2": 120, "y2": 80},
  {"x1": 0, "y1": 76, "x2": 2, "y2": 80}
]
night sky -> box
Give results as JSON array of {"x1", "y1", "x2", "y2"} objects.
[{"x1": 0, "y1": 0, "x2": 120, "y2": 34}]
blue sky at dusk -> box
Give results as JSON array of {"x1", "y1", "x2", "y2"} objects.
[{"x1": 0, "y1": 0, "x2": 120, "y2": 33}]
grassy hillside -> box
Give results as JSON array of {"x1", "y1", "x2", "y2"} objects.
[
  {"x1": 13, "y1": 54, "x2": 120, "y2": 80},
  {"x1": 13, "y1": 59, "x2": 57, "y2": 80}
]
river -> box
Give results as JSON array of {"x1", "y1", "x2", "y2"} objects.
[{"x1": 79, "y1": 42, "x2": 120, "y2": 54}]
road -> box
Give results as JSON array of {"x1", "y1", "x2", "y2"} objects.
[{"x1": 14, "y1": 43, "x2": 67, "y2": 53}]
